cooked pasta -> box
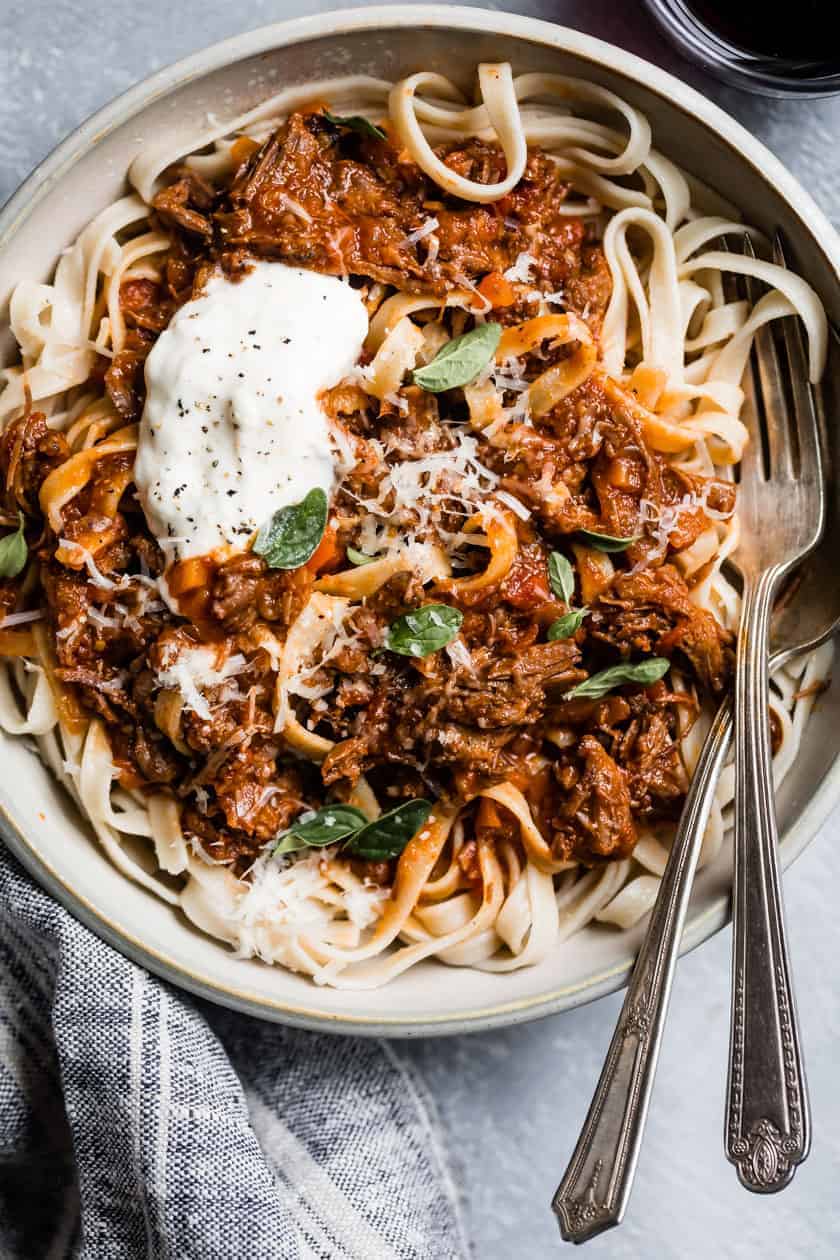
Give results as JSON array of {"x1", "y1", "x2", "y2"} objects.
[{"x1": 0, "y1": 63, "x2": 831, "y2": 988}]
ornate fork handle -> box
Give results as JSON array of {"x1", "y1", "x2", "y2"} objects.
[
  {"x1": 553, "y1": 699, "x2": 733, "y2": 1243},
  {"x1": 726, "y1": 569, "x2": 810, "y2": 1192}
]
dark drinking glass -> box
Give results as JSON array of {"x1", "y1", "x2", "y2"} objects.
[{"x1": 645, "y1": 0, "x2": 840, "y2": 96}]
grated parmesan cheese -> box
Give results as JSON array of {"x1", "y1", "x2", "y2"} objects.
[
  {"x1": 635, "y1": 487, "x2": 732, "y2": 571},
  {"x1": 495, "y1": 490, "x2": 532, "y2": 521},
  {"x1": 526, "y1": 288, "x2": 566, "y2": 309},
  {"x1": 86, "y1": 607, "x2": 123, "y2": 631},
  {"x1": 482, "y1": 356, "x2": 530, "y2": 396},
  {"x1": 57, "y1": 538, "x2": 118, "y2": 590},
  {"x1": 504, "y1": 251, "x2": 537, "y2": 284},
  {"x1": 193, "y1": 785, "x2": 210, "y2": 813},
  {"x1": 189, "y1": 834, "x2": 232, "y2": 867},
  {"x1": 383, "y1": 391, "x2": 409, "y2": 413},
  {"x1": 406, "y1": 216, "x2": 440, "y2": 244},
  {"x1": 274, "y1": 192, "x2": 312, "y2": 223},
  {"x1": 56, "y1": 539, "x2": 168, "y2": 613},
  {"x1": 327, "y1": 421, "x2": 358, "y2": 474},
  {"x1": 453, "y1": 272, "x2": 492, "y2": 315},
  {"x1": 445, "y1": 638, "x2": 475, "y2": 673},
  {"x1": 155, "y1": 643, "x2": 249, "y2": 722},
  {"x1": 232, "y1": 847, "x2": 387, "y2": 960},
  {"x1": 55, "y1": 622, "x2": 82, "y2": 642},
  {"x1": 354, "y1": 427, "x2": 498, "y2": 544}
]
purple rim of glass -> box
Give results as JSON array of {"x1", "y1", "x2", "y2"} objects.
[{"x1": 644, "y1": 0, "x2": 840, "y2": 98}]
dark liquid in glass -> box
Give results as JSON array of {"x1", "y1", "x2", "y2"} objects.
[{"x1": 685, "y1": 0, "x2": 840, "y2": 67}]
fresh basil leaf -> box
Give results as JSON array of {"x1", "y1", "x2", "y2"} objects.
[
  {"x1": 548, "y1": 607, "x2": 589, "y2": 640},
  {"x1": 346, "y1": 546, "x2": 376, "y2": 566},
  {"x1": 323, "y1": 111, "x2": 386, "y2": 141},
  {"x1": 412, "y1": 323, "x2": 502, "y2": 393},
  {"x1": 566, "y1": 657, "x2": 670, "y2": 701},
  {"x1": 385, "y1": 604, "x2": 463, "y2": 658},
  {"x1": 0, "y1": 512, "x2": 27, "y2": 579},
  {"x1": 576, "y1": 528, "x2": 640, "y2": 553},
  {"x1": 254, "y1": 488, "x2": 328, "y2": 570},
  {"x1": 346, "y1": 799, "x2": 432, "y2": 861},
  {"x1": 548, "y1": 551, "x2": 574, "y2": 604},
  {"x1": 274, "y1": 804, "x2": 369, "y2": 855}
]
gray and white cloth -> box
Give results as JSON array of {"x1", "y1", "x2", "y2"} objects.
[{"x1": 0, "y1": 844, "x2": 469, "y2": 1259}]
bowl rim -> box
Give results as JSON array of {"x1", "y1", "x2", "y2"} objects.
[{"x1": 1, "y1": 4, "x2": 839, "y2": 1038}]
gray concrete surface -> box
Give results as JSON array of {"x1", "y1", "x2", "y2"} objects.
[{"x1": 3, "y1": 2, "x2": 839, "y2": 1256}]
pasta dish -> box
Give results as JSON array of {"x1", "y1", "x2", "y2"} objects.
[{"x1": 0, "y1": 64, "x2": 831, "y2": 988}]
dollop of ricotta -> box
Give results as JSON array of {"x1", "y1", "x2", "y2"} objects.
[{"x1": 135, "y1": 262, "x2": 368, "y2": 563}]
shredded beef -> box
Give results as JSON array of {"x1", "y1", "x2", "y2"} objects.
[
  {"x1": 18, "y1": 109, "x2": 742, "y2": 877},
  {"x1": 0, "y1": 410, "x2": 70, "y2": 513},
  {"x1": 485, "y1": 372, "x2": 735, "y2": 572},
  {"x1": 104, "y1": 332, "x2": 153, "y2": 422},
  {"x1": 550, "y1": 735, "x2": 637, "y2": 862},
  {"x1": 212, "y1": 117, "x2": 603, "y2": 301},
  {"x1": 549, "y1": 682, "x2": 694, "y2": 825},
  {"x1": 322, "y1": 631, "x2": 583, "y2": 788},
  {"x1": 153, "y1": 176, "x2": 215, "y2": 239},
  {"x1": 213, "y1": 748, "x2": 304, "y2": 841},
  {"x1": 110, "y1": 724, "x2": 183, "y2": 785},
  {"x1": 209, "y1": 553, "x2": 313, "y2": 631},
  {"x1": 591, "y1": 566, "x2": 733, "y2": 693}
]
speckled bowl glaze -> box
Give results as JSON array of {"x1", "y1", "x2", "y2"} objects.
[{"x1": 1, "y1": 6, "x2": 838, "y2": 1037}]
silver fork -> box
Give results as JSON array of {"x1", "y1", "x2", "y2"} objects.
[
  {"x1": 553, "y1": 233, "x2": 827, "y2": 1240},
  {"x1": 724, "y1": 233, "x2": 825, "y2": 1191}
]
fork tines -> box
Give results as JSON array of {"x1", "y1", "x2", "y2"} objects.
[{"x1": 732, "y1": 232, "x2": 823, "y2": 494}]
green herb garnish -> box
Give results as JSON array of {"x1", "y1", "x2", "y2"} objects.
[
  {"x1": 548, "y1": 608, "x2": 589, "y2": 640},
  {"x1": 566, "y1": 657, "x2": 670, "y2": 701},
  {"x1": 254, "y1": 488, "x2": 328, "y2": 570},
  {"x1": 576, "y1": 529, "x2": 640, "y2": 553},
  {"x1": 413, "y1": 323, "x2": 502, "y2": 393},
  {"x1": 547, "y1": 551, "x2": 587, "y2": 639},
  {"x1": 345, "y1": 799, "x2": 432, "y2": 861},
  {"x1": 274, "y1": 799, "x2": 431, "y2": 860},
  {"x1": 385, "y1": 604, "x2": 463, "y2": 658},
  {"x1": 0, "y1": 512, "x2": 27, "y2": 579},
  {"x1": 274, "y1": 804, "x2": 369, "y2": 856},
  {"x1": 323, "y1": 111, "x2": 386, "y2": 141},
  {"x1": 548, "y1": 551, "x2": 574, "y2": 604}
]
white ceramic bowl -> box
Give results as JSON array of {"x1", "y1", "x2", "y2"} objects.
[{"x1": 1, "y1": 5, "x2": 839, "y2": 1037}]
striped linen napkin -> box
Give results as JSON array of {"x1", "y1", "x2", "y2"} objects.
[{"x1": 0, "y1": 844, "x2": 469, "y2": 1260}]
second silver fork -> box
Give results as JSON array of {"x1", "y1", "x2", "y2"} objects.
[{"x1": 724, "y1": 234, "x2": 825, "y2": 1192}]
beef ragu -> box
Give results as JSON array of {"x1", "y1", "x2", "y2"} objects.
[
  {"x1": 0, "y1": 64, "x2": 825, "y2": 985},
  {"x1": 4, "y1": 106, "x2": 731, "y2": 857}
]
